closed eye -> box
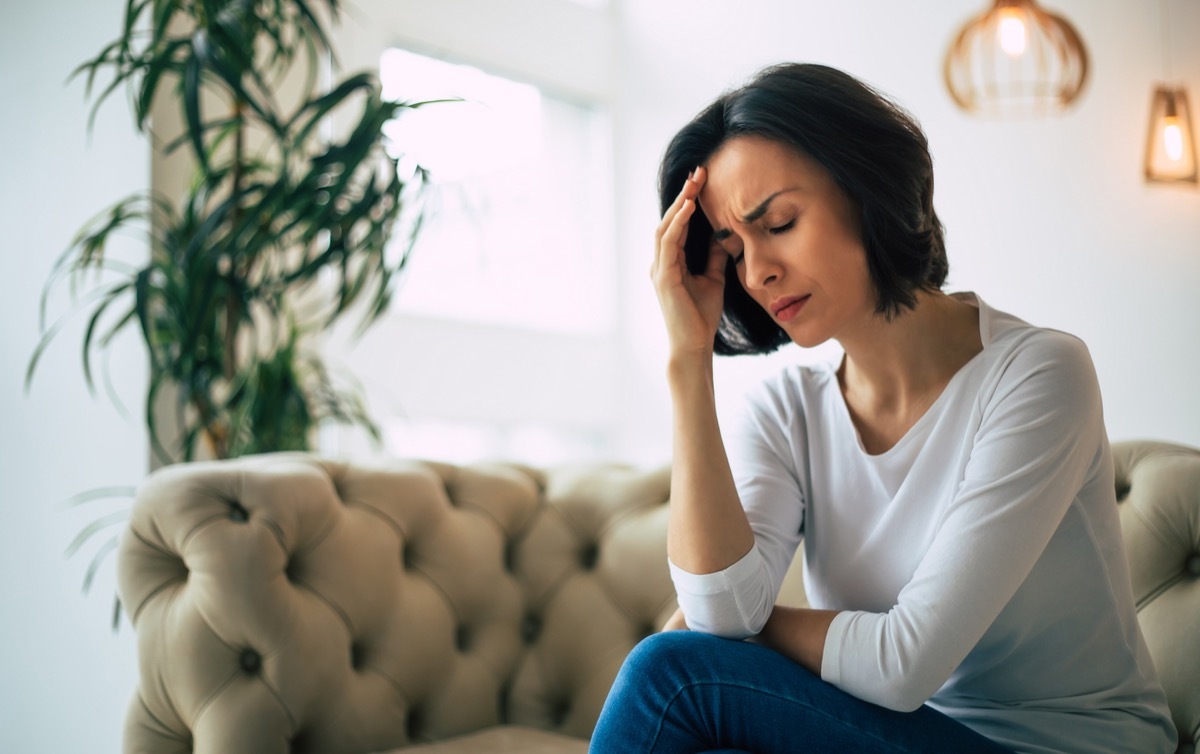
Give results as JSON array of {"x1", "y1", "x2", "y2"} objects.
[{"x1": 768, "y1": 220, "x2": 795, "y2": 235}]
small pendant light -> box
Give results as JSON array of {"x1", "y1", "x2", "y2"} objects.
[
  {"x1": 943, "y1": 0, "x2": 1089, "y2": 117},
  {"x1": 1144, "y1": 1, "x2": 1197, "y2": 185}
]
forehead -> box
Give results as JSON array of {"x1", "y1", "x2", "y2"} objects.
[{"x1": 699, "y1": 136, "x2": 830, "y2": 223}]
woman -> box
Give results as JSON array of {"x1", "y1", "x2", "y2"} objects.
[{"x1": 589, "y1": 64, "x2": 1176, "y2": 754}]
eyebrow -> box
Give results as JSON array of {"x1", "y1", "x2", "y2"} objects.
[{"x1": 710, "y1": 188, "x2": 800, "y2": 241}]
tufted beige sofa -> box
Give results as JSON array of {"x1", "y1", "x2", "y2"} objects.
[{"x1": 117, "y1": 440, "x2": 1200, "y2": 754}]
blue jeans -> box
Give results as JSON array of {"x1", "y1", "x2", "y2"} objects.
[{"x1": 589, "y1": 631, "x2": 1013, "y2": 754}]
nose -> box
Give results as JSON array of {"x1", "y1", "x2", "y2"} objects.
[{"x1": 741, "y1": 242, "x2": 783, "y2": 291}]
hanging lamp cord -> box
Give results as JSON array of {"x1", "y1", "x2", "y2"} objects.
[{"x1": 1160, "y1": 0, "x2": 1174, "y2": 82}]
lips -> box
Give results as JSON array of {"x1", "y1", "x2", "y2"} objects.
[{"x1": 770, "y1": 294, "x2": 811, "y2": 322}]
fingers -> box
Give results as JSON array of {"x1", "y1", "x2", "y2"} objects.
[
  {"x1": 654, "y1": 166, "x2": 706, "y2": 244},
  {"x1": 661, "y1": 193, "x2": 696, "y2": 258},
  {"x1": 661, "y1": 607, "x2": 688, "y2": 632},
  {"x1": 652, "y1": 167, "x2": 707, "y2": 278}
]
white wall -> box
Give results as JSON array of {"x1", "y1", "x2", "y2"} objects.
[
  {"x1": 612, "y1": 0, "x2": 1200, "y2": 462},
  {"x1": 322, "y1": 0, "x2": 626, "y2": 464},
  {"x1": 0, "y1": 1, "x2": 146, "y2": 752}
]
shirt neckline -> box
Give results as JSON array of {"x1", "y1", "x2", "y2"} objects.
[{"x1": 829, "y1": 292, "x2": 989, "y2": 460}]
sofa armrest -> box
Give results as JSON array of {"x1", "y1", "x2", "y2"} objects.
[{"x1": 1112, "y1": 441, "x2": 1200, "y2": 753}]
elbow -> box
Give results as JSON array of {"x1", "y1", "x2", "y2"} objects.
[
  {"x1": 679, "y1": 596, "x2": 769, "y2": 639},
  {"x1": 825, "y1": 611, "x2": 947, "y2": 713},
  {"x1": 860, "y1": 671, "x2": 939, "y2": 713},
  {"x1": 874, "y1": 687, "x2": 928, "y2": 714}
]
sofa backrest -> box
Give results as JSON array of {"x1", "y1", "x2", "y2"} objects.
[{"x1": 119, "y1": 454, "x2": 674, "y2": 753}]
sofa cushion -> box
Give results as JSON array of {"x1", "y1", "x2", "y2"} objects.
[{"x1": 381, "y1": 726, "x2": 587, "y2": 753}]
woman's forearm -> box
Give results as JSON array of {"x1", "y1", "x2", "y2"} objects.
[
  {"x1": 757, "y1": 606, "x2": 839, "y2": 675},
  {"x1": 665, "y1": 353, "x2": 756, "y2": 575}
]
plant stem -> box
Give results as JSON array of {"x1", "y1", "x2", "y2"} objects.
[{"x1": 226, "y1": 98, "x2": 245, "y2": 385}]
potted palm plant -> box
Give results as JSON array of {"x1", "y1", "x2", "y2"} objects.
[
  {"x1": 27, "y1": 0, "x2": 436, "y2": 617},
  {"x1": 30, "y1": 0, "x2": 431, "y2": 460}
]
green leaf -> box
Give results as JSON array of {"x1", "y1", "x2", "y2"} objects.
[
  {"x1": 25, "y1": 317, "x2": 69, "y2": 394},
  {"x1": 68, "y1": 40, "x2": 123, "y2": 95},
  {"x1": 150, "y1": 0, "x2": 181, "y2": 48},
  {"x1": 81, "y1": 282, "x2": 135, "y2": 392},
  {"x1": 123, "y1": 0, "x2": 154, "y2": 48},
  {"x1": 135, "y1": 39, "x2": 188, "y2": 130},
  {"x1": 63, "y1": 510, "x2": 130, "y2": 559},
  {"x1": 133, "y1": 268, "x2": 157, "y2": 366},
  {"x1": 82, "y1": 537, "x2": 121, "y2": 596},
  {"x1": 161, "y1": 116, "x2": 239, "y2": 155},
  {"x1": 291, "y1": 0, "x2": 333, "y2": 56},
  {"x1": 98, "y1": 306, "x2": 137, "y2": 348},
  {"x1": 289, "y1": 72, "x2": 374, "y2": 143},
  {"x1": 200, "y1": 21, "x2": 283, "y2": 135},
  {"x1": 182, "y1": 37, "x2": 209, "y2": 170},
  {"x1": 58, "y1": 486, "x2": 137, "y2": 509},
  {"x1": 145, "y1": 371, "x2": 174, "y2": 465}
]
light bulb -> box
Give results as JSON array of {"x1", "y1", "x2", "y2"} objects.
[
  {"x1": 1163, "y1": 118, "x2": 1184, "y2": 162},
  {"x1": 998, "y1": 8, "x2": 1027, "y2": 57}
]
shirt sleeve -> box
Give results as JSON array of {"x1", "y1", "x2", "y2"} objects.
[
  {"x1": 820, "y1": 332, "x2": 1108, "y2": 711},
  {"x1": 669, "y1": 377, "x2": 807, "y2": 638}
]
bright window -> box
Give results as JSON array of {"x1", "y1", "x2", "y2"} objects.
[{"x1": 380, "y1": 48, "x2": 615, "y2": 335}]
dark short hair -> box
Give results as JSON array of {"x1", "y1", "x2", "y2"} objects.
[{"x1": 658, "y1": 63, "x2": 949, "y2": 355}]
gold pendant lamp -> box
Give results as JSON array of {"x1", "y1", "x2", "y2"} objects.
[
  {"x1": 944, "y1": 0, "x2": 1089, "y2": 116},
  {"x1": 1144, "y1": 1, "x2": 1197, "y2": 185}
]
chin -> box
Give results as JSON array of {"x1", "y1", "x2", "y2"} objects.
[{"x1": 784, "y1": 328, "x2": 834, "y2": 350}]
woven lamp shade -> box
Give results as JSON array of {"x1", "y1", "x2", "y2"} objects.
[{"x1": 944, "y1": 0, "x2": 1089, "y2": 116}]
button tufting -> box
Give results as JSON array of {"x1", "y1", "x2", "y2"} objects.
[
  {"x1": 239, "y1": 648, "x2": 262, "y2": 674},
  {"x1": 550, "y1": 700, "x2": 571, "y2": 726},
  {"x1": 290, "y1": 731, "x2": 309, "y2": 754},
  {"x1": 497, "y1": 684, "x2": 511, "y2": 722},
  {"x1": 229, "y1": 502, "x2": 250, "y2": 522},
  {"x1": 521, "y1": 614, "x2": 541, "y2": 644},
  {"x1": 455, "y1": 625, "x2": 472, "y2": 652},
  {"x1": 1186, "y1": 554, "x2": 1200, "y2": 577},
  {"x1": 579, "y1": 543, "x2": 599, "y2": 570},
  {"x1": 350, "y1": 642, "x2": 365, "y2": 669},
  {"x1": 406, "y1": 706, "x2": 424, "y2": 741},
  {"x1": 503, "y1": 541, "x2": 517, "y2": 573}
]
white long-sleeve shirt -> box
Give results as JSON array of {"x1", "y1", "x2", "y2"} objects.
[{"x1": 669, "y1": 293, "x2": 1177, "y2": 754}]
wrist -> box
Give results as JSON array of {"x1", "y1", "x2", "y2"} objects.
[
  {"x1": 756, "y1": 607, "x2": 838, "y2": 676},
  {"x1": 667, "y1": 358, "x2": 715, "y2": 401},
  {"x1": 667, "y1": 350, "x2": 714, "y2": 382}
]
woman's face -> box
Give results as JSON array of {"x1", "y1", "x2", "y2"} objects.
[{"x1": 697, "y1": 135, "x2": 876, "y2": 349}]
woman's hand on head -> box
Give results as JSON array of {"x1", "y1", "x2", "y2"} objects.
[{"x1": 651, "y1": 166, "x2": 728, "y2": 361}]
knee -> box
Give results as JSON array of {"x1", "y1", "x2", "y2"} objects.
[
  {"x1": 603, "y1": 632, "x2": 717, "y2": 713},
  {"x1": 618, "y1": 630, "x2": 724, "y2": 683}
]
